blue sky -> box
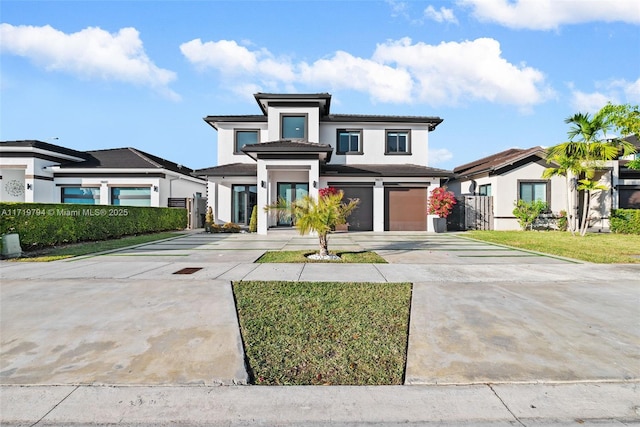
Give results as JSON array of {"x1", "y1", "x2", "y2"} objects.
[{"x1": 1, "y1": 0, "x2": 639, "y2": 171}]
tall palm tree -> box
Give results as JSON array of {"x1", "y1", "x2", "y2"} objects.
[{"x1": 546, "y1": 110, "x2": 636, "y2": 236}]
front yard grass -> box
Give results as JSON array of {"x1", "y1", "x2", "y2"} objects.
[
  {"x1": 13, "y1": 232, "x2": 184, "y2": 262},
  {"x1": 233, "y1": 281, "x2": 412, "y2": 385},
  {"x1": 256, "y1": 250, "x2": 387, "y2": 263},
  {"x1": 465, "y1": 230, "x2": 640, "y2": 263}
]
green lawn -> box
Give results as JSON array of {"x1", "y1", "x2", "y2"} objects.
[
  {"x1": 256, "y1": 250, "x2": 387, "y2": 263},
  {"x1": 13, "y1": 232, "x2": 184, "y2": 262},
  {"x1": 464, "y1": 230, "x2": 640, "y2": 264},
  {"x1": 233, "y1": 281, "x2": 412, "y2": 385}
]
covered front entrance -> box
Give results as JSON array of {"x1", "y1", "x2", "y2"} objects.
[
  {"x1": 276, "y1": 182, "x2": 309, "y2": 226},
  {"x1": 232, "y1": 184, "x2": 257, "y2": 225}
]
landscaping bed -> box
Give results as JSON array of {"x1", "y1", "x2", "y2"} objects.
[
  {"x1": 256, "y1": 250, "x2": 386, "y2": 263},
  {"x1": 233, "y1": 281, "x2": 412, "y2": 385}
]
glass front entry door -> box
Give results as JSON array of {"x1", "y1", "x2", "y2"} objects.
[
  {"x1": 277, "y1": 182, "x2": 309, "y2": 226},
  {"x1": 232, "y1": 185, "x2": 257, "y2": 225}
]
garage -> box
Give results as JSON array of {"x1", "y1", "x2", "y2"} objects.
[
  {"x1": 619, "y1": 186, "x2": 640, "y2": 209},
  {"x1": 334, "y1": 185, "x2": 373, "y2": 231},
  {"x1": 384, "y1": 187, "x2": 428, "y2": 231}
]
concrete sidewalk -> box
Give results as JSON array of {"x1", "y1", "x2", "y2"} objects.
[{"x1": 1, "y1": 231, "x2": 639, "y2": 425}]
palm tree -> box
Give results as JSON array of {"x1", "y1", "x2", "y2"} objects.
[
  {"x1": 265, "y1": 190, "x2": 358, "y2": 257},
  {"x1": 542, "y1": 152, "x2": 583, "y2": 235},
  {"x1": 545, "y1": 110, "x2": 637, "y2": 236}
]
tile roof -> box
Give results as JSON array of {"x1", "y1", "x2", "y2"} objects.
[
  {"x1": 0, "y1": 140, "x2": 89, "y2": 160},
  {"x1": 194, "y1": 163, "x2": 257, "y2": 177},
  {"x1": 322, "y1": 163, "x2": 454, "y2": 178},
  {"x1": 58, "y1": 147, "x2": 197, "y2": 176},
  {"x1": 323, "y1": 114, "x2": 443, "y2": 130},
  {"x1": 453, "y1": 146, "x2": 546, "y2": 177},
  {"x1": 241, "y1": 140, "x2": 333, "y2": 162}
]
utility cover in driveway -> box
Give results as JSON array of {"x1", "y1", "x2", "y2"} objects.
[{"x1": 173, "y1": 267, "x2": 203, "y2": 275}]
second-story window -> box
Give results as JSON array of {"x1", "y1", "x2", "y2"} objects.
[
  {"x1": 281, "y1": 115, "x2": 307, "y2": 140},
  {"x1": 386, "y1": 130, "x2": 411, "y2": 154},
  {"x1": 337, "y1": 129, "x2": 362, "y2": 154},
  {"x1": 235, "y1": 130, "x2": 259, "y2": 153}
]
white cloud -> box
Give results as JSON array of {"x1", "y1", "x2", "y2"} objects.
[
  {"x1": 181, "y1": 36, "x2": 552, "y2": 108},
  {"x1": 373, "y1": 37, "x2": 554, "y2": 107},
  {"x1": 459, "y1": 0, "x2": 640, "y2": 30},
  {"x1": 429, "y1": 148, "x2": 454, "y2": 165},
  {"x1": 0, "y1": 23, "x2": 179, "y2": 100},
  {"x1": 424, "y1": 5, "x2": 458, "y2": 24},
  {"x1": 570, "y1": 78, "x2": 640, "y2": 112}
]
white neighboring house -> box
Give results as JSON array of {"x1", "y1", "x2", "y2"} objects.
[
  {"x1": 194, "y1": 92, "x2": 453, "y2": 234},
  {"x1": 0, "y1": 141, "x2": 207, "y2": 225},
  {"x1": 449, "y1": 139, "x2": 640, "y2": 231}
]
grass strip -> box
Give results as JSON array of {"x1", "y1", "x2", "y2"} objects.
[
  {"x1": 233, "y1": 281, "x2": 412, "y2": 385},
  {"x1": 14, "y1": 232, "x2": 184, "y2": 262},
  {"x1": 464, "y1": 230, "x2": 640, "y2": 264},
  {"x1": 256, "y1": 250, "x2": 387, "y2": 263}
]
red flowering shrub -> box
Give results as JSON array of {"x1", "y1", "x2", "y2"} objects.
[
  {"x1": 428, "y1": 187, "x2": 457, "y2": 218},
  {"x1": 319, "y1": 187, "x2": 341, "y2": 198}
]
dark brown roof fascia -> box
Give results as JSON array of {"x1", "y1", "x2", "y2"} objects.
[
  {"x1": 203, "y1": 115, "x2": 267, "y2": 130},
  {"x1": 323, "y1": 114, "x2": 443, "y2": 130}
]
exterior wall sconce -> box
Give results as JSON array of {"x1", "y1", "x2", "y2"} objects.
[
  {"x1": 313, "y1": 181, "x2": 318, "y2": 188},
  {"x1": 26, "y1": 183, "x2": 32, "y2": 190},
  {"x1": 153, "y1": 186, "x2": 159, "y2": 192},
  {"x1": 261, "y1": 180, "x2": 266, "y2": 188}
]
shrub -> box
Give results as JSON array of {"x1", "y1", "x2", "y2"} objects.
[
  {"x1": 222, "y1": 222, "x2": 241, "y2": 233},
  {"x1": 428, "y1": 187, "x2": 457, "y2": 219},
  {"x1": 249, "y1": 205, "x2": 258, "y2": 233},
  {"x1": 556, "y1": 210, "x2": 568, "y2": 231},
  {"x1": 512, "y1": 200, "x2": 548, "y2": 231},
  {"x1": 610, "y1": 209, "x2": 640, "y2": 235},
  {"x1": 0, "y1": 202, "x2": 187, "y2": 250}
]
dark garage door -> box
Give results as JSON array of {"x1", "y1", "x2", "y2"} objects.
[
  {"x1": 385, "y1": 187, "x2": 427, "y2": 231},
  {"x1": 337, "y1": 186, "x2": 373, "y2": 231}
]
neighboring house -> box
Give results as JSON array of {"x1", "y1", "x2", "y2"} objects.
[
  {"x1": 195, "y1": 92, "x2": 453, "y2": 234},
  {"x1": 0, "y1": 141, "x2": 207, "y2": 225},
  {"x1": 448, "y1": 146, "x2": 567, "y2": 231},
  {"x1": 449, "y1": 138, "x2": 640, "y2": 231}
]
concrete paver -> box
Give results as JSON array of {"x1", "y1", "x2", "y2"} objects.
[{"x1": 1, "y1": 230, "x2": 639, "y2": 425}]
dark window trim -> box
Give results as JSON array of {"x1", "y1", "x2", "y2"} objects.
[
  {"x1": 478, "y1": 183, "x2": 492, "y2": 196},
  {"x1": 385, "y1": 130, "x2": 412, "y2": 155},
  {"x1": 280, "y1": 113, "x2": 308, "y2": 140},
  {"x1": 517, "y1": 179, "x2": 551, "y2": 205},
  {"x1": 61, "y1": 186, "x2": 101, "y2": 204},
  {"x1": 234, "y1": 129, "x2": 260, "y2": 154},
  {"x1": 336, "y1": 128, "x2": 363, "y2": 155}
]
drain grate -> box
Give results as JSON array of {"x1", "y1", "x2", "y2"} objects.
[{"x1": 173, "y1": 267, "x2": 203, "y2": 275}]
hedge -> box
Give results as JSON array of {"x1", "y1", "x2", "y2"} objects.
[
  {"x1": 610, "y1": 209, "x2": 640, "y2": 235},
  {"x1": 0, "y1": 202, "x2": 187, "y2": 250}
]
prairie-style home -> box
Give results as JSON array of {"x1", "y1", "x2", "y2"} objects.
[{"x1": 195, "y1": 93, "x2": 453, "y2": 234}]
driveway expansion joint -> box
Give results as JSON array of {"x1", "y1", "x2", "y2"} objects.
[
  {"x1": 30, "y1": 385, "x2": 79, "y2": 427},
  {"x1": 488, "y1": 383, "x2": 526, "y2": 427}
]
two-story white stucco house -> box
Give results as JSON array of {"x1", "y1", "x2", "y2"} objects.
[{"x1": 195, "y1": 93, "x2": 453, "y2": 234}]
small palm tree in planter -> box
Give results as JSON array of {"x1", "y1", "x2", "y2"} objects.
[
  {"x1": 428, "y1": 187, "x2": 457, "y2": 233},
  {"x1": 265, "y1": 187, "x2": 359, "y2": 259}
]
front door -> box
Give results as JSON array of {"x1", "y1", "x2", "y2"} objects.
[
  {"x1": 277, "y1": 182, "x2": 309, "y2": 226},
  {"x1": 232, "y1": 184, "x2": 257, "y2": 225}
]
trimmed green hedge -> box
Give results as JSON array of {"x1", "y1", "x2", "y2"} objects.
[
  {"x1": 0, "y1": 202, "x2": 187, "y2": 250},
  {"x1": 610, "y1": 209, "x2": 640, "y2": 235}
]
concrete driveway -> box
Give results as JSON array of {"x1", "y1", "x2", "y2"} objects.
[{"x1": 1, "y1": 231, "x2": 638, "y2": 388}]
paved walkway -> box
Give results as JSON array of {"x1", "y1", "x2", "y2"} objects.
[{"x1": 1, "y1": 231, "x2": 639, "y2": 425}]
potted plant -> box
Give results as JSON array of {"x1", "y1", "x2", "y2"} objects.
[
  {"x1": 204, "y1": 206, "x2": 214, "y2": 233},
  {"x1": 427, "y1": 187, "x2": 457, "y2": 233}
]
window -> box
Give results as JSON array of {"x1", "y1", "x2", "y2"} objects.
[
  {"x1": 281, "y1": 115, "x2": 306, "y2": 140},
  {"x1": 111, "y1": 187, "x2": 151, "y2": 206},
  {"x1": 386, "y1": 130, "x2": 410, "y2": 154},
  {"x1": 235, "y1": 130, "x2": 259, "y2": 153},
  {"x1": 61, "y1": 187, "x2": 100, "y2": 204},
  {"x1": 337, "y1": 129, "x2": 362, "y2": 154},
  {"x1": 519, "y1": 181, "x2": 549, "y2": 203},
  {"x1": 478, "y1": 184, "x2": 492, "y2": 196}
]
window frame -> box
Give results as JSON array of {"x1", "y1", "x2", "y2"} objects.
[
  {"x1": 110, "y1": 186, "x2": 152, "y2": 207},
  {"x1": 281, "y1": 114, "x2": 308, "y2": 140},
  {"x1": 517, "y1": 180, "x2": 550, "y2": 205},
  {"x1": 478, "y1": 184, "x2": 492, "y2": 196},
  {"x1": 234, "y1": 129, "x2": 260, "y2": 154},
  {"x1": 61, "y1": 186, "x2": 100, "y2": 204},
  {"x1": 385, "y1": 130, "x2": 411, "y2": 155},
  {"x1": 336, "y1": 129, "x2": 363, "y2": 155}
]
